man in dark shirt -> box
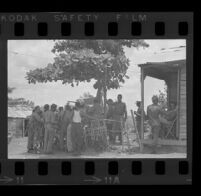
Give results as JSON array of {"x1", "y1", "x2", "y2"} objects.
[{"x1": 112, "y1": 94, "x2": 127, "y2": 145}]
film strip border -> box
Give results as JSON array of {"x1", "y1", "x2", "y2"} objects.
[
  {"x1": 0, "y1": 12, "x2": 193, "y2": 185},
  {"x1": 0, "y1": 160, "x2": 190, "y2": 185},
  {"x1": 0, "y1": 12, "x2": 193, "y2": 38},
  {"x1": 0, "y1": 21, "x2": 189, "y2": 37}
]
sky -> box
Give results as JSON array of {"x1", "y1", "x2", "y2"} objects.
[{"x1": 8, "y1": 39, "x2": 186, "y2": 112}]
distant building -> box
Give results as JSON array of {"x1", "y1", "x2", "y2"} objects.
[
  {"x1": 78, "y1": 97, "x2": 95, "y2": 107},
  {"x1": 8, "y1": 104, "x2": 33, "y2": 138}
]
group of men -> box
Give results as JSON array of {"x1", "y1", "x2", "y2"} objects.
[
  {"x1": 26, "y1": 93, "x2": 177, "y2": 155},
  {"x1": 27, "y1": 104, "x2": 62, "y2": 154},
  {"x1": 106, "y1": 94, "x2": 127, "y2": 145},
  {"x1": 26, "y1": 94, "x2": 128, "y2": 154}
]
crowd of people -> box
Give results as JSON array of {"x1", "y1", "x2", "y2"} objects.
[
  {"x1": 26, "y1": 93, "x2": 177, "y2": 155},
  {"x1": 26, "y1": 94, "x2": 127, "y2": 155},
  {"x1": 27, "y1": 101, "x2": 86, "y2": 155}
]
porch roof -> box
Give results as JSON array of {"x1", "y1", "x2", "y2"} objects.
[{"x1": 138, "y1": 59, "x2": 186, "y2": 80}]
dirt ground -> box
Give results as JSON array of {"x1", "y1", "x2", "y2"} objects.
[{"x1": 8, "y1": 137, "x2": 186, "y2": 159}]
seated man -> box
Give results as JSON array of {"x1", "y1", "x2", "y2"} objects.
[
  {"x1": 159, "y1": 102, "x2": 177, "y2": 138},
  {"x1": 166, "y1": 102, "x2": 177, "y2": 121},
  {"x1": 112, "y1": 94, "x2": 127, "y2": 145}
]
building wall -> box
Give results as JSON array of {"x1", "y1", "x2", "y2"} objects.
[
  {"x1": 8, "y1": 118, "x2": 24, "y2": 137},
  {"x1": 167, "y1": 73, "x2": 178, "y2": 104},
  {"x1": 179, "y1": 65, "x2": 186, "y2": 140}
]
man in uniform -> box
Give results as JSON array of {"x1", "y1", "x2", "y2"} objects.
[{"x1": 112, "y1": 94, "x2": 127, "y2": 145}]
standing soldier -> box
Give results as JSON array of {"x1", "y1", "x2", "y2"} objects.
[
  {"x1": 112, "y1": 94, "x2": 127, "y2": 145},
  {"x1": 43, "y1": 104, "x2": 58, "y2": 154}
]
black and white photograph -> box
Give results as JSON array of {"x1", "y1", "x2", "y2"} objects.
[{"x1": 7, "y1": 39, "x2": 187, "y2": 159}]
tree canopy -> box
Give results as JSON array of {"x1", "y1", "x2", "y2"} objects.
[{"x1": 26, "y1": 40, "x2": 149, "y2": 104}]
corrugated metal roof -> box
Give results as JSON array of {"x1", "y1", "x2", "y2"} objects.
[
  {"x1": 138, "y1": 59, "x2": 186, "y2": 68},
  {"x1": 8, "y1": 105, "x2": 32, "y2": 118}
]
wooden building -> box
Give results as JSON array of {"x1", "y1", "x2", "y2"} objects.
[
  {"x1": 138, "y1": 59, "x2": 186, "y2": 146},
  {"x1": 8, "y1": 105, "x2": 32, "y2": 138}
]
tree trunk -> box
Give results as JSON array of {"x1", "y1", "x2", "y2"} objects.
[
  {"x1": 103, "y1": 87, "x2": 107, "y2": 118},
  {"x1": 95, "y1": 86, "x2": 102, "y2": 103},
  {"x1": 95, "y1": 84, "x2": 107, "y2": 117}
]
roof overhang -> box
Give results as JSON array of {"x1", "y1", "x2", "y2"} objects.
[{"x1": 138, "y1": 59, "x2": 186, "y2": 80}]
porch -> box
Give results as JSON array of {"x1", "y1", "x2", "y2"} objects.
[{"x1": 138, "y1": 59, "x2": 186, "y2": 146}]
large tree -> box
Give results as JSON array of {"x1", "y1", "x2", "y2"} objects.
[{"x1": 26, "y1": 40, "x2": 149, "y2": 113}]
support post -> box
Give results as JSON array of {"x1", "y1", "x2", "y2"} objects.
[
  {"x1": 176, "y1": 68, "x2": 181, "y2": 139},
  {"x1": 131, "y1": 110, "x2": 143, "y2": 152},
  {"x1": 103, "y1": 65, "x2": 107, "y2": 118},
  {"x1": 141, "y1": 67, "x2": 144, "y2": 139},
  {"x1": 22, "y1": 119, "x2": 25, "y2": 137}
]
